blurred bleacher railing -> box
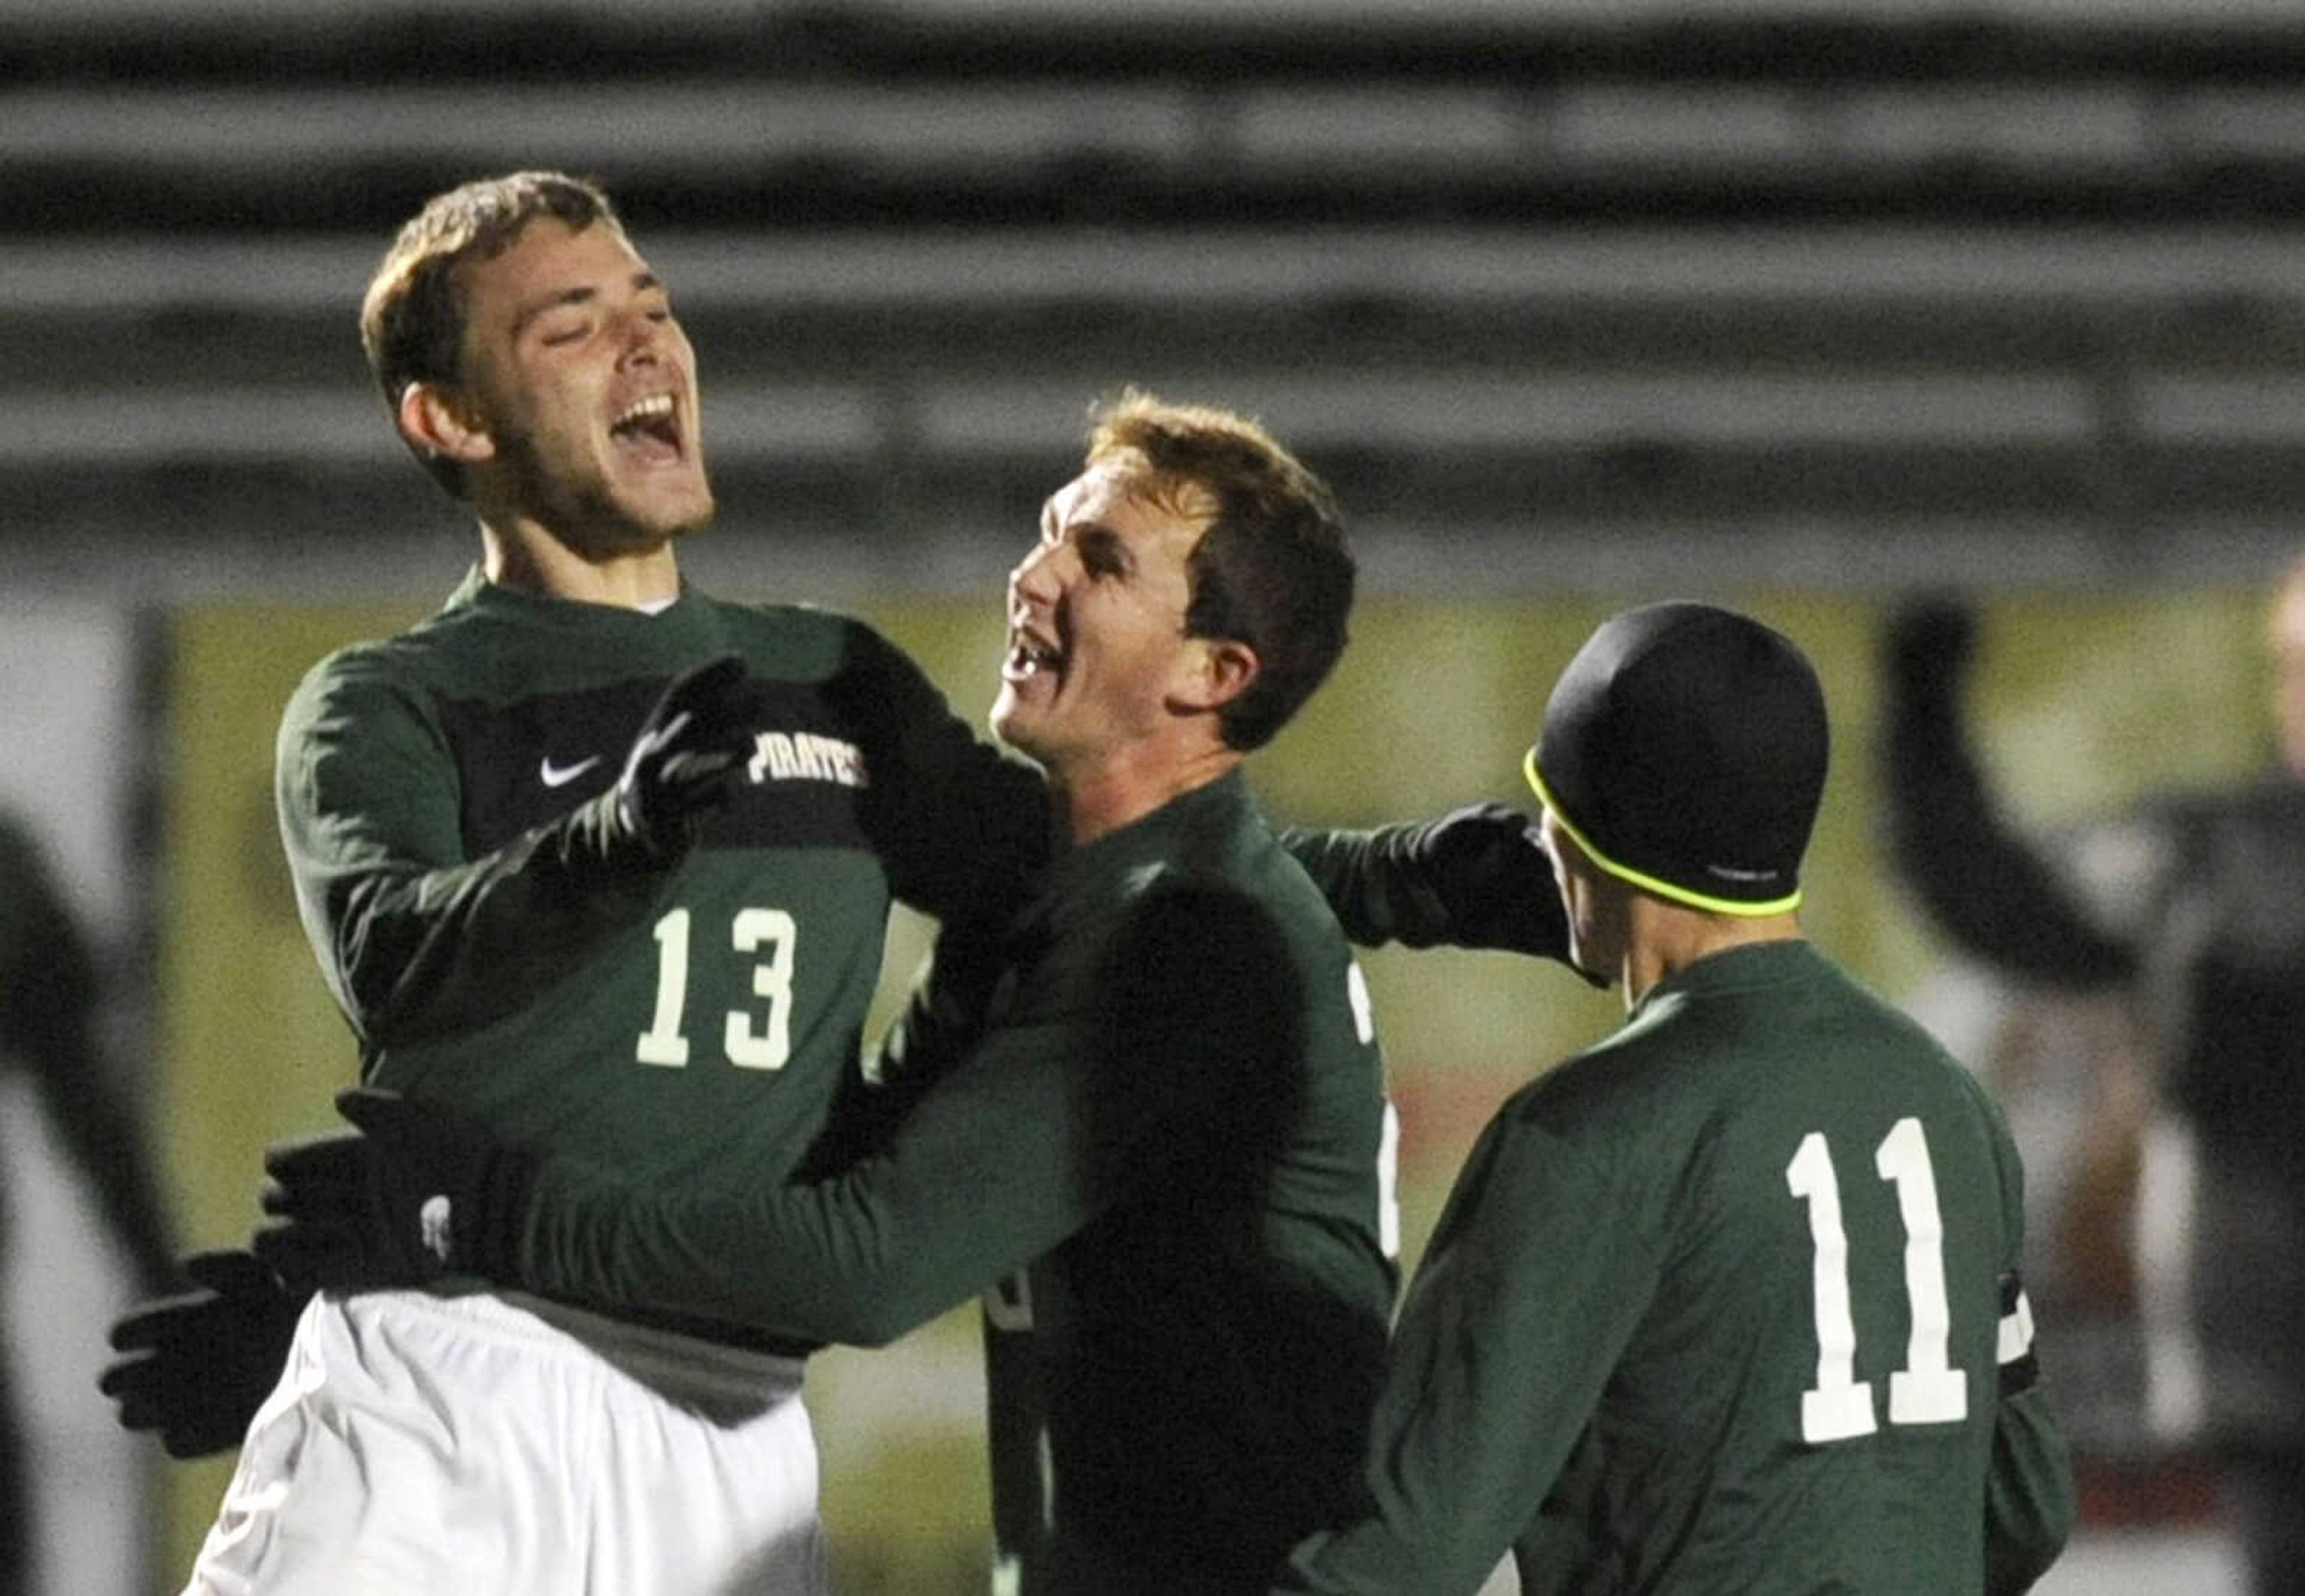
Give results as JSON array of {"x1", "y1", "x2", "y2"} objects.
[{"x1": 10, "y1": 0, "x2": 2305, "y2": 594}]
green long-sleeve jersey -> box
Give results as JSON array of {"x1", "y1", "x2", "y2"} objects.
[
  {"x1": 274, "y1": 571, "x2": 1050, "y2": 1343},
  {"x1": 1276, "y1": 940, "x2": 2076, "y2": 1596},
  {"x1": 277, "y1": 572, "x2": 1486, "y2": 1363},
  {"x1": 516, "y1": 769, "x2": 1400, "y2": 1591}
]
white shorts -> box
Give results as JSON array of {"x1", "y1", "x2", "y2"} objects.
[{"x1": 184, "y1": 1287, "x2": 826, "y2": 1596}]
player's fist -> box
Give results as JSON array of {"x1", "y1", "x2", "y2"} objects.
[
  {"x1": 1408, "y1": 803, "x2": 1583, "y2": 971},
  {"x1": 616, "y1": 654, "x2": 755, "y2": 858},
  {"x1": 1884, "y1": 595, "x2": 1979, "y2": 702},
  {"x1": 98, "y1": 1248, "x2": 304, "y2": 1459}
]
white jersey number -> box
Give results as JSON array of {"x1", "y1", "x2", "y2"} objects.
[
  {"x1": 636, "y1": 906, "x2": 797, "y2": 1070},
  {"x1": 1346, "y1": 961, "x2": 1403, "y2": 1262},
  {"x1": 1785, "y1": 1116, "x2": 1969, "y2": 1444}
]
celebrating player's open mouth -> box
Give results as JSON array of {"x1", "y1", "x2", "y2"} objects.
[
  {"x1": 607, "y1": 389, "x2": 685, "y2": 469},
  {"x1": 1002, "y1": 621, "x2": 1063, "y2": 694},
  {"x1": 596, "y1": 369, "x2": 711, "y2": 538}
]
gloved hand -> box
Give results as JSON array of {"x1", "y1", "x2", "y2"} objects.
[
  {"x1": 97, "y1": 1248, "x2": 305, "y2": 1459},
  {"x1": 1882, "y1": 595, "x2": 1980, "y2": 712},
  {"x1": 254, "y1": 1089, "x2": 540, "y2": 1290},
  {"x1": 1407, "y1": 801, "x2": 1581, "y2": 969},
  {"x1": 615, "y1": 654, "x2": 756, "y2": 858}
]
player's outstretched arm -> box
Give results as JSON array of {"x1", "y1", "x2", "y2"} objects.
[
  {"x1": 1281, "y1": 802, "x2": 1581, "y2": 965},
  {"x1": 260, "y1": 879, "x2": 1309, "y2": 1351},
  {"x1": 255, "y1": 1026, "x2": 1101, "y2": 1348},
  {"x1": 279, "y1": 653, "x2": 757, "y2": 1047}
]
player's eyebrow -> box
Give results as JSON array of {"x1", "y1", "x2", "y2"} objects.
[
  {"x1": 510, "y1": 271, "x2": 663, "y2": 339},
  {"x1": 1073, "y1": 523, "x2": 1131, "y2": 574},
  {"x1": 1038, "y1": 497, "x2": 1129, "y2": 568}
]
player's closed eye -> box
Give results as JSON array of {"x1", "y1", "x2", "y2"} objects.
[{"x1": 1076, "y1": 531, "x2": 1127, "y2": 579}]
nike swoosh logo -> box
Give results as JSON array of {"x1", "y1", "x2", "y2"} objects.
[{"x1": 539, "y1": 754, "x2": 604, "y2": 787}]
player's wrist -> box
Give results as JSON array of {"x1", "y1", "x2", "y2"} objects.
[
  {"x1": 356, "y1": 1097, "x2": 541, "y2": 1285},
  {"x1": 463, "y1": 1142, "x2": 543, "y2": 1282},
  {"x1": 553, "y1": 784, "x2": 687, "y2": 879}
]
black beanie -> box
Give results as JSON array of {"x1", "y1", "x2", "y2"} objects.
[{"x1": 1523, "y1": 602, "x2": 1828, "y2": 915}]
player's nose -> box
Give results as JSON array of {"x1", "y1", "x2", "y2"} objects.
[{"x1": 1009, "y1": 540, "x2": 1068, "y2": 612}]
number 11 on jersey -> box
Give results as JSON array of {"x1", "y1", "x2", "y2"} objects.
[{"x1": 1786, "y1": 1115, "x2": 1970, "y2": 1444}]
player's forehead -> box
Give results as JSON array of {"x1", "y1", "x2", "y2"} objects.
[
  {"x1": 1043, "y1": 453, "x2": 1214, "y2": 547},
  {"x1": 457, "y1": 217, "x2": 658, "y2": 334}
]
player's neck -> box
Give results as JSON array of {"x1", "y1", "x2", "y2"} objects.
[
  {"x1": 480, "y1": 517, "x2": 682, "y2": 609},
  {"x1": 1049, "y1": 739, "x2": 1243, "y2": 851},
  {"x1": 1620, "y1": 900, "x2": 1803, "y2": 1009}
]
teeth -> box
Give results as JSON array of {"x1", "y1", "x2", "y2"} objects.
[
  {"x1": 1008, "y1": 636, "x2": 1061, "y2": 674},
  {"x1": 612, "y1": 393, "x2": 676, "y2": 430}
]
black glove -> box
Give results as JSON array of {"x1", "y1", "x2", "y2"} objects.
[
  {"x1": 254, "y1": 1088, "x2": 540, "y2": 1290},
  {"x1": 97, "y1": 1248, "x2": 306, "y2": 1459},
  {"x1": 1408, "y1": 802, "x2": 1585, "y2": 971},
  {"x1": 614, "y1": 654, "x2": 756, "y2": 858}
]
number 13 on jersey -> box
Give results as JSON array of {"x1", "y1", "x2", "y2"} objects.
[{"x1": 637, "y1": 905, "x2": 797, "y2": 1070}]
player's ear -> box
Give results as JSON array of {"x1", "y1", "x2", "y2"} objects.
[
  {"x1": 1171, "y1": 637, "x2": 1259, "y2": 715},
  {"x1": 396, "y1": 381, "x2": 496, "y2": 467}
]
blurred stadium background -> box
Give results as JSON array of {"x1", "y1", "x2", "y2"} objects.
[{"x1": 4, "y1": 0, "x2": 2300, "y2": 1588}]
